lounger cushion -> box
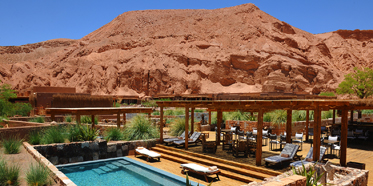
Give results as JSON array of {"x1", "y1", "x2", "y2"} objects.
[
  {"x1": 281, "y1": 154, "x2": 289, "y2": 158},
  {"x1": 290, "y1": 160, "x2": 313, "y2": 167},
  {"x1": 136, "y1": 148, "x2": 161, "y2": 158},
  {"x1": 181, "y1": 163, "x2": 219, "y2": 173},
  {"x1": 264, "y1": 156, "x2": 292, "y2": 163},
  {"x1": 306, "y1": 158, "x2": 313, "y2": 162}
]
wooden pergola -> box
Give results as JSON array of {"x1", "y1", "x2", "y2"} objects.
[
  {"x1": 157, "y1": 100, "x2": 352, "y2": 166},
  {"x1": 46, "y1": 107, "x2": 153, "y2": 127}
]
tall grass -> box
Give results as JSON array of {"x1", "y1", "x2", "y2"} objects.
[
  {"x1": 64, "y1": 115, "x2": 72, "y2": 123},
  {"x1": 362, "y1": 110, "x2": 373, "y2": 114},
  {"x1": 26, "y1": 163, "x2": 51, "y2": 186},
  {"x1": 80, "y1": 115, "x2": 98, "y2": 124},
  {"x1": 28, "y1": 131, "x2": 41, "y2": 145},
  {"x1": 29, "y1": 117, "x2": 45, "y2": 123},
  {"x1": 67, "y1": 125, "x2": 99, "y2": 142},
  {"x1": 170, "y1": 118, "x2": 187, "y2": 136},
  {"x1": 319, "y1": 92, "x2": 336, "y2": 97},
  {"x1": 123, "y1": 115, "x2": 159, "y2": 140},
  {"x1": 194, "y1": 109, "x2": 205, "y2": 113},
  {"x1": 321, "y1": 110, "x2": 335, "y2": 119},
  {"x1": 225, "y1": 110, "x2": 250, "y2": 121},
  {"x1": 104, "y1": 127, "x2": 124, "y2": 141},
  {"x1": 152, "y1": 110, "x2": 160, "y2": 116},
  {"x1": 40, "y1": 126, "x2": 66, "y2": 144},
  {"x1": 1, "y1": 136, "x2": 23, "y2": 154},
  {"x1": 0, "y1": 157, "x2": 20, "y2": 186},
  {"x1": 292, "y1": 110, "x2": 307, "y2": 122}
]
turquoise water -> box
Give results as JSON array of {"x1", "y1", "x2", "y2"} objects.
[{"x1": 58, "y1": 158, "x2": 199, "y2": 186}]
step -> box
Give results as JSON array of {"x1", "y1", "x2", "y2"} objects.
[
  {"x1": 152, "y1": 147, "x2": 270, "y2": 181},
  {"x1": 154, "y1": 144, "x2": 280, "y2": 176},
  {"x1": 156, "y1": 151, "x2": 262, "y2": 183}
]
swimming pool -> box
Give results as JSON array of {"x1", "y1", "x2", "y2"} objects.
[{"x1": 57, "y1": 157, "x2": 202, "y2": 186}]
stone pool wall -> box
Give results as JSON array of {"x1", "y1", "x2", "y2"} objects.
[
  {"x1": 33, "y1": 139, "x2": 159, "y2": 165},
  {"x1": 247, "y1": 163, "x2": 369, "y2": 186}
]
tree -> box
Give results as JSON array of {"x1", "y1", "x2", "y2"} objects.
[
  {"x1": 336, "y1": 67, "x2": 373, "y2": 99},
  {"x1": 336, "y1": 67, "x2": 373, "y2": 118}
]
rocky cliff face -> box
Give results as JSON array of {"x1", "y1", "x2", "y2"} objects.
[{"x1": 1, "y1": 4, "x2": 372, "y2": 96}]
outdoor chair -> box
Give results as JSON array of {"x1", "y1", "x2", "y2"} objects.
[
  {"x1": 173, "y1": 132, "x2": 202, "y2": 147},
  {"x1": 180, "y1": 163, "x2": 221, "y2": 182},
  {"x1": 232, "y1": 140, "x2": 248, "y2": 157},
  {"x1": 222, "y1": 132, "x2": 233, "y2": 151},
  {"x1": 163, "y1": 131, "x2": 190, "y2": 145},
  {"x1": 135, "y1": 147, "x2": 161, "y2": 162},
  {"x1": 202, "y1": 135, "x2": 217, "y2": 153},
  {"x1": 355, "y1": 129, "x2": 364, "y2": 139},
  {"x1": 262, "y1": 130, "x2": 269, "y2": 146},
  {"x1": 264, "y1": 143, "x2": 300, "y2": 167},
  {"x1": 357, "y1": 130, "x2": 369, "y2": 140},
  {"x1": 347, "y1": 130, "x2": 356, "y2": 140},
  {"x1": 289, "y1": 146, "x2": 327, "y2": 167},
  {"x1": 245, "y1": 131, "x2": 255, "y2": 142},
  {"x1": 292, "y1": 132, "x2": 303, "y2": 151},
  {"x1": 269, "y1": 134, "x2": 280, "y2": 151},
  {"x1": 247, "y1": 140, "x2": 257, "y2": 157},
  {"x1": 308, "y1": 128, "x2": 314, "y2": 140},
  {"x1": 279, "y1": 134, "x2": 287, "y2": 150},
  {"x1": 321, "y1": 126, "x2": 327, "y2": 137}
]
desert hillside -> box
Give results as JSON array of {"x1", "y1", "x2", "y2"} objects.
[{"x1": 1, "y1": 4, "x2": 373, "y2": 96}]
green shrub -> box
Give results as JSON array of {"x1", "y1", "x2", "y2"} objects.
[
  {"x1": 362, "y1": 110, "x2": 373, "y2": 114},
  {"x1": 104, "y1": 127, "x2": 124, "y2": 141},
  {"x1": 0, "y1": 157, "x2": 20, "y2": 186},
  {"x1": 65, "y1": 115, "x2": 72, "y2": 123},
  {"x1": 263, "y1": 112, "x2": 272, "y2": 122},
  {"x1": 141, "y1": 100, "x2": 157, "y2": 107},
  {"x1": 26, "y1": 163, "x2": 51, "y2": 186},
  {"x1": 226, "y1": 110, "x2": 250, "y2": 121},
  {"x1": 29, "y1": 117, "x2": 45, "y2": 123},
  {"x1": 270, "y1": 110, "x2": 287, "y2": 125},
  {"x1": 292, "y1": 110, "x2": 307, "y2": 122},
  {"x1": 210, "y1": 112, "x2": 227, "y2": 124},
  {"x1": 321, "y1": 110, "x2": 335, "y2": 119},
  {"x1": 2, "y1": 136, "x2": 23, "y2": 154},
  {"x1": 319, "y1": 91, "x2": 336, "y2": 97},
  {"x1": 152, "y1": 110, "x2": 160, "y2": 116},
  {"x1": 67, "y1": 125, "x2": 98, "y2": 142},
  {"x1": 123, "y1": 115, "x2": 159, "y2": 140},
  {"x1": 41, "y1": 126, "x2": 66, "y2": 144},
  {"x1": 28, "y1": 131, "x2": 41, "y2": 145},
  {"x1": 194, "y1": 109, "x2": 204, "y2": 113},
  {"x1": 13, "y1": 102, "x2": 32, "y2": 116},
  {"x1": 80, "y1": 115, "x2": 98, "y2": 124},
  {"x1": 113, "y1": 102, "x2": 121, "y2": 107}
]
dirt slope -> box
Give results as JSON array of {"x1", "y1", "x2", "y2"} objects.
[{"x1": 1, "y1": 4, "x2": 372, "y2": 96}]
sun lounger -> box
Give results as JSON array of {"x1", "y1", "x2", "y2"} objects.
[
  {"x1": 135, "y1": 147, "x2": 161, "y2": 162},
  {"x1": 289, "y1": 146, "x2": 326, "y2": 167},
  {"x1": 265, "y1": 143, "x2": 299, "y2": 167},
  {"x1": 180, "y1": 163, "x2": 221, "y2": 182},
  {"x1": 173, "y1": 132, "x2": 202, "y2": 147},
  {"x1": 163, "y1": 131, "x2": 190, "y2": 145}
]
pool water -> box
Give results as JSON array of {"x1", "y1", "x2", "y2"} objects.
[{"x1": 57, "y1": 157, "x2": 201, "y2": 186}]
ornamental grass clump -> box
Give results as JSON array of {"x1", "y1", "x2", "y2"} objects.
[
  {"x1": 292, "y1": 163, "x2": 324, "y2": 186},
  {"x1": 1, "y1": 136, "x2": 23, "y2": 154},
  {"x1": 26, "y1": 163, "x2": 51, "y2": 186},
  {"x1": 28, "y1": 131, "x2": 41, "y2": 145},
  {"x1": 123, "y1": 115, "x2": 159, "y2": 140},
  {"x1": 170, "y1": 117, "x2": 189, "y2": 136},
  {"x1": 104, "y1": 127, "x2": 124, "y2": 141},
  {"x1": 0, "y1": 157, "x2": 20, "y2": 186},
  {"x1": 67, "y1": 124, "x2": 99, "y2": 142},
  {"x1": 41, "y1": 126, "x2": 66, "y2": 144},
  {"x1": 29, "y1": 117, "x2": 45, "y2": 123}
]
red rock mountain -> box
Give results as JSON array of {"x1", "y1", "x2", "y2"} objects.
[{"x1": 1, "y1": 4, "x2": 373, "y2": 96}]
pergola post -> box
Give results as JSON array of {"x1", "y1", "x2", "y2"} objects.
[
  {"x1": 208, "y1": 111, "x2": 211, "y2": 125},
  {"x1": 123, "y1": 113, "x2": 126, "y2": 125},
  {"x1": 256, "y1": 109, "x2": 263, "y2": 166},
  {"x1": 286, "y1": 110, "x2": 292, "y2": 143},
  {"x1": 217, "y1": 109, "x2": 222, "y2": 145},
  {"x1": 91, "y1": 115, "x2": 95, "y2": 128},
  {"x1": 305, "y1": 110, "x2": 310, "y2": 141},
  {"x1": 117, "y1": 112, "x2": 121, "y2": 128},
  {"x1": 313, "y1": 107, "x2": 321, "y2": 161},
  {"x1": 341, "y1": 109, "x2": 348, "y2": 166},
  {"x1": 332, "y1": 109, "x2": 336, "y2": 125},
  {"x1": 191, "y1": 107, "x2": 195, "y2": 133},
  {"x1": 160, "y1": 107, "x2": 164, "y2": 144},
  {"x1": 185, "y1": 107, "x2": 189, "y2": 150},
  {"x1": 76, "y1": 114, "x2": 81, "y2": 125}
]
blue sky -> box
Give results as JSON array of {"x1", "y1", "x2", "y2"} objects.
[{"x1": 1, "y1": 0, "x2": 372, "y2": 46}]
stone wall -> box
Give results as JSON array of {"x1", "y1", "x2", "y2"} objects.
[
  {"x1": 33, "y1": 139, "x2": 159, "y2": 165},
  {"x1": 0, "y1": 120, "x2": 51, "y2": 140}
]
